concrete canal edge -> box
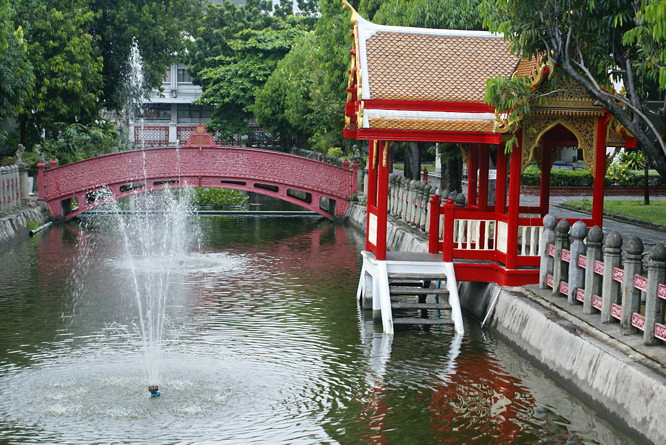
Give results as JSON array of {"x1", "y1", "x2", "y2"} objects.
[
  {"x1": 345, "y1": 203, "x2": 665, "y2": 444},
  {"x1": 0, "y1": 202, "x2": 52, "y2": 252}
]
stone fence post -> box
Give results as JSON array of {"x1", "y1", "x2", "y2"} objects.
[
  {"x1": 621, "y1": 237, "x2": 643, "y2": 335},
  {"x1": 644, "y1": 244, "x2": 666, "y2": 346},
  {"x1": 583, "y1": 226, "x2": 604, "y2": 314},
  {"x1": 388, "y1": 174, "x2": 397, "y2": 215},
  {"x1": 539, "y1": 214, "x2": 557, "y2": 289},
  {"x1": 567, "y1": 221, "x2": 587, "y2": 305},
  {"x1": 420, "y1": 183, "x2": 432, "y2": 230},
  {"x1": 12, "y1": 165, "x2": 19, "y2": 207},
  {"x1": 552, "y1": 219, "x2": 570, "y2": 297},
  {"x1": 0, "y1": 167, "x2": 6, "y2": 211},
  {"x1": 19, "y1": 163, "x2": 29, "y2": 204},
  {"x1": 601, "y1": 231, "x2": 623, "y2": 323}
]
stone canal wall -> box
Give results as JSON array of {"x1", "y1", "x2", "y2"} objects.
[
  {"x1": 0, "y1": 202, "x2": 51, "y2": 250},
  {"x1": 345, "y1": 203, "x2": 665, "y2": 444}
]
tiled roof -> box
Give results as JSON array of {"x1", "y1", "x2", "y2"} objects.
[
  {"x1": 364, "y1": 32, "x2": 520, "y2": 103},
  {"x1": 368, "y1": 118, "x2": 495, "y2": 133},
  {"x1": 513, "y1": 58, "x2": 537, "y2": 79}
]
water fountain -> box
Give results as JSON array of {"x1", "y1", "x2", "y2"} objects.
[
  {"x1": 123, "y1": 37, "x2": 146, "y2": 147},
  {"x1": 109, "y1": 187, "x2": 199, "y2": 397}
]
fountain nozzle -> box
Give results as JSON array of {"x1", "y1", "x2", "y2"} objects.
[{"x1": 148, "y1": 385, "x2": 160, "y2": 397}]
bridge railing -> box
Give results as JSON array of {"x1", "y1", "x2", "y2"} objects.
[
  {"x1": 539, "y1": 216, "x2": 666, "y2": 346},
  {"x1": 37, "y1": 148, "x2": 359, "y2": 220}
]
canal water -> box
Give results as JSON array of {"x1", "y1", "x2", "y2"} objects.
[{"x1": 0, "y1": 212, "x2": 640, "y2": 444}]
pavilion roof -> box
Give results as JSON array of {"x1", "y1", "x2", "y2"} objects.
[{"x1": 343, "y1": 6, "x2": 522, "y2": 143}]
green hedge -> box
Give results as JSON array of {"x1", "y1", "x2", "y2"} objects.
[
  {"x1": 520, "y1": 165, "x2": 666, "y2": 187},
  {"x1": 192, "y1": 188, "x2": 248, "y2": 208}
]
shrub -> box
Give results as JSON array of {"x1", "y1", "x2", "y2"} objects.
[
  {"x1": 619, "y1": 151, "x2": 645, "y2": 170},
  {"x1": 192, "y1": 188, "x2": 248, "y2": 208},
  {"x1": 327, "y1": 147, "x2": 344, "y2": 158},
  {"x1": 519, "y1": 165, "x2": 666, "y2": 187},
  {"x1": 520, "y1": 165, "x2": 593, "y2": 186}
]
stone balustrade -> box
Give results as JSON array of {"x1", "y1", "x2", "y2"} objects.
[
  {"x1": 0, "y1": 165, "x2": 21, "y2": 212},
  {"x1": 540, "y1": 215, "x2": 666, "y2": 346},
  {"x1": 388, "y1": 173, "x2": 462, "y2": 233}
]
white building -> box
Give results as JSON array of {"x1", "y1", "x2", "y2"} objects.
[{"x1": 130, "y1": 62, "x2": 215, "y2": 146}]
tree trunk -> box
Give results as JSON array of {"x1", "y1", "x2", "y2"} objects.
[
  {"x1": 439, "y1": 145, "x2": 463, "y2": 192},
  {"x1": 403, "y1": 142, "x2": 421, "y2": 180},
  {"x1": 643, "y1": 150, "x2": 650, "y2": 206}
]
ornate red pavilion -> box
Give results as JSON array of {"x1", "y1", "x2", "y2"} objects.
[{"x1": 342, "y1": 3, "x2": 635, "y2": 334}]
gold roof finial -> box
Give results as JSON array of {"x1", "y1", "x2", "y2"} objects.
[{"x1": 342, "y1": 0, "x2": 358, "y2": 24}]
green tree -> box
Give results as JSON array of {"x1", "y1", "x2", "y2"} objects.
[
  {"x1": 254, "y1": 32, "x2": 320, "y2": 150},
  {"x1": 90, "y1": 0, "x2": 200, "y2": 110},
  {"x1": 14, "y1": 0, "x2": 104, "y2": 146},
  {"x1": 189, "y1": 0, "x2": 309, "y2": 138},
  {"x1": 370, "y1": 0, "x2": 483, "y2": 29},
  {"x1": 480, "y1": 0, "x2": 666, "y2": 180},
  {"x1": 0, "y1": 0, "x2": 33, "y2": 146}
]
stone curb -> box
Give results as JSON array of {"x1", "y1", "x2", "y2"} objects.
[{"x1": 0, "y1": 202, "x2": 52, "y2": 251}]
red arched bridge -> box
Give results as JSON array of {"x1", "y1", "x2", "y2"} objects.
[{"x1": 38, "y1": 143, "x2": 358, "y2": 220}]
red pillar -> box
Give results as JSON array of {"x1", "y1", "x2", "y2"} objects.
[
  {"x1": 540, "y1": 143, "x2": 552, "y2": 216},
  {"x1": 592, "y1": 117, "x2": 608, "y2": 227},
  {"x1": 506, "y1": 134, "x2": 523, "y2": 269},
  {"x1": 428, "y1": 194, "x2": 442, "y2": 254},
  {"x1": 495, "y1": 143, "x2": 507, "y2": 215},
  {"x1": 467, "y1": 145, "x2": 478, "y2": 207},
  {"x1": 478, "y1": 144, "x2": 489, "y2": 211},
  {"x1": 365, "y1": 140, "x2": 378, "y2": 252},
  {"x1": 376, "y1": 141, "x2": 390, "y2": 260}
]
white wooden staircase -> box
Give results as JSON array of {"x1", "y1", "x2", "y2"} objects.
[{"x1": 357, "y1": 251, "x2": 465, "y2": 335}]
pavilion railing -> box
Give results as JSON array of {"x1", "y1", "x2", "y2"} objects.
[
  {"x1": 387, "y1": 173, "x2": 544, "y2": 266},
  {"x1": 539, "y1": 215, "x2": 666, "y2": 346}
]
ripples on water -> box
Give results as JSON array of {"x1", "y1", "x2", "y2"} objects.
[{"x1": 0, "y1": 215, "x2": 640, "y2": 444}]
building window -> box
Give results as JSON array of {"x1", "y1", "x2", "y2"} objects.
[
  {"x1": 142, "y1": 104, "x2": 171, "y2": 120},
  {"x1": 177, "y1": 68, "x2": 192, "y2": 83},
  {"x1": 177, "y1": 105, "x2": 212, "y2": 123}
]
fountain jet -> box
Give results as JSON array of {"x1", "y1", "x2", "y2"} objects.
[{"x1": 148, "y1": 385, "x2": 160, "y2": 397}]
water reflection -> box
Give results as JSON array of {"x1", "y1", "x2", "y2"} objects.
[{"x1": 0, "y1": 216, "x2": 640, "y2": 444}]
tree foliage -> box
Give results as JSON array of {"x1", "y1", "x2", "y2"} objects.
[
  {"x1": 189, "y1": 0, "x2": 310, "y2": 138},
  {"x1": 480, "y1": 0, "x2": 666, "y2": 179},
  {"x1": 13, "y1": 0, "x2": 104, "y2": 146},
  {"x1": 90, "y1": 0, "x2": 200, "y2": 110},
  {"x1": 369, "y1": 0, "x2": 483, "y2": 29},
  {"x1": 0, "y1": 0, "x2": 33, "y2": 143}
]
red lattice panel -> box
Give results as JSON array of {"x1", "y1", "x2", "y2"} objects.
[
  {"x1": 134, "y1": 126, "x2": 169, "y2": 146},
  {"x1": 177, "y1": 126, "x2": 197, "y2": 145}
]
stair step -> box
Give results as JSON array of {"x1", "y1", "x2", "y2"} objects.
[
  {"x1": 389, "y1": 280, "x2": 427, "y2": 287},
  {"x1": 388, "y1": 272, "x2": 449, "y2": 281},
  {"x1": 391, "y1": 302, "x2": 452, "y2": 310},
  {"x1": 389, "y1": 286, "x2": 450, "y2": 296},
  {"x1": 392, "y1": 317, "x2": 454, "y2": 326}
]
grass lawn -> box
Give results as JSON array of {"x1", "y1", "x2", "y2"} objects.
[
  {"x1": 393, "y1": 163, "x2": 436, "y2": 172},
  {"x1": 563, "y1": 199, "x2": 666, "y2": 226}
]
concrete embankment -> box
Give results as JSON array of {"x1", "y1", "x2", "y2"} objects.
[
  {"x1": 0, "y1": 202, "x2": 52, "y2": 251},
  {"x1": 345, "y1": 203, "x2": 665, "y2": 444}
]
